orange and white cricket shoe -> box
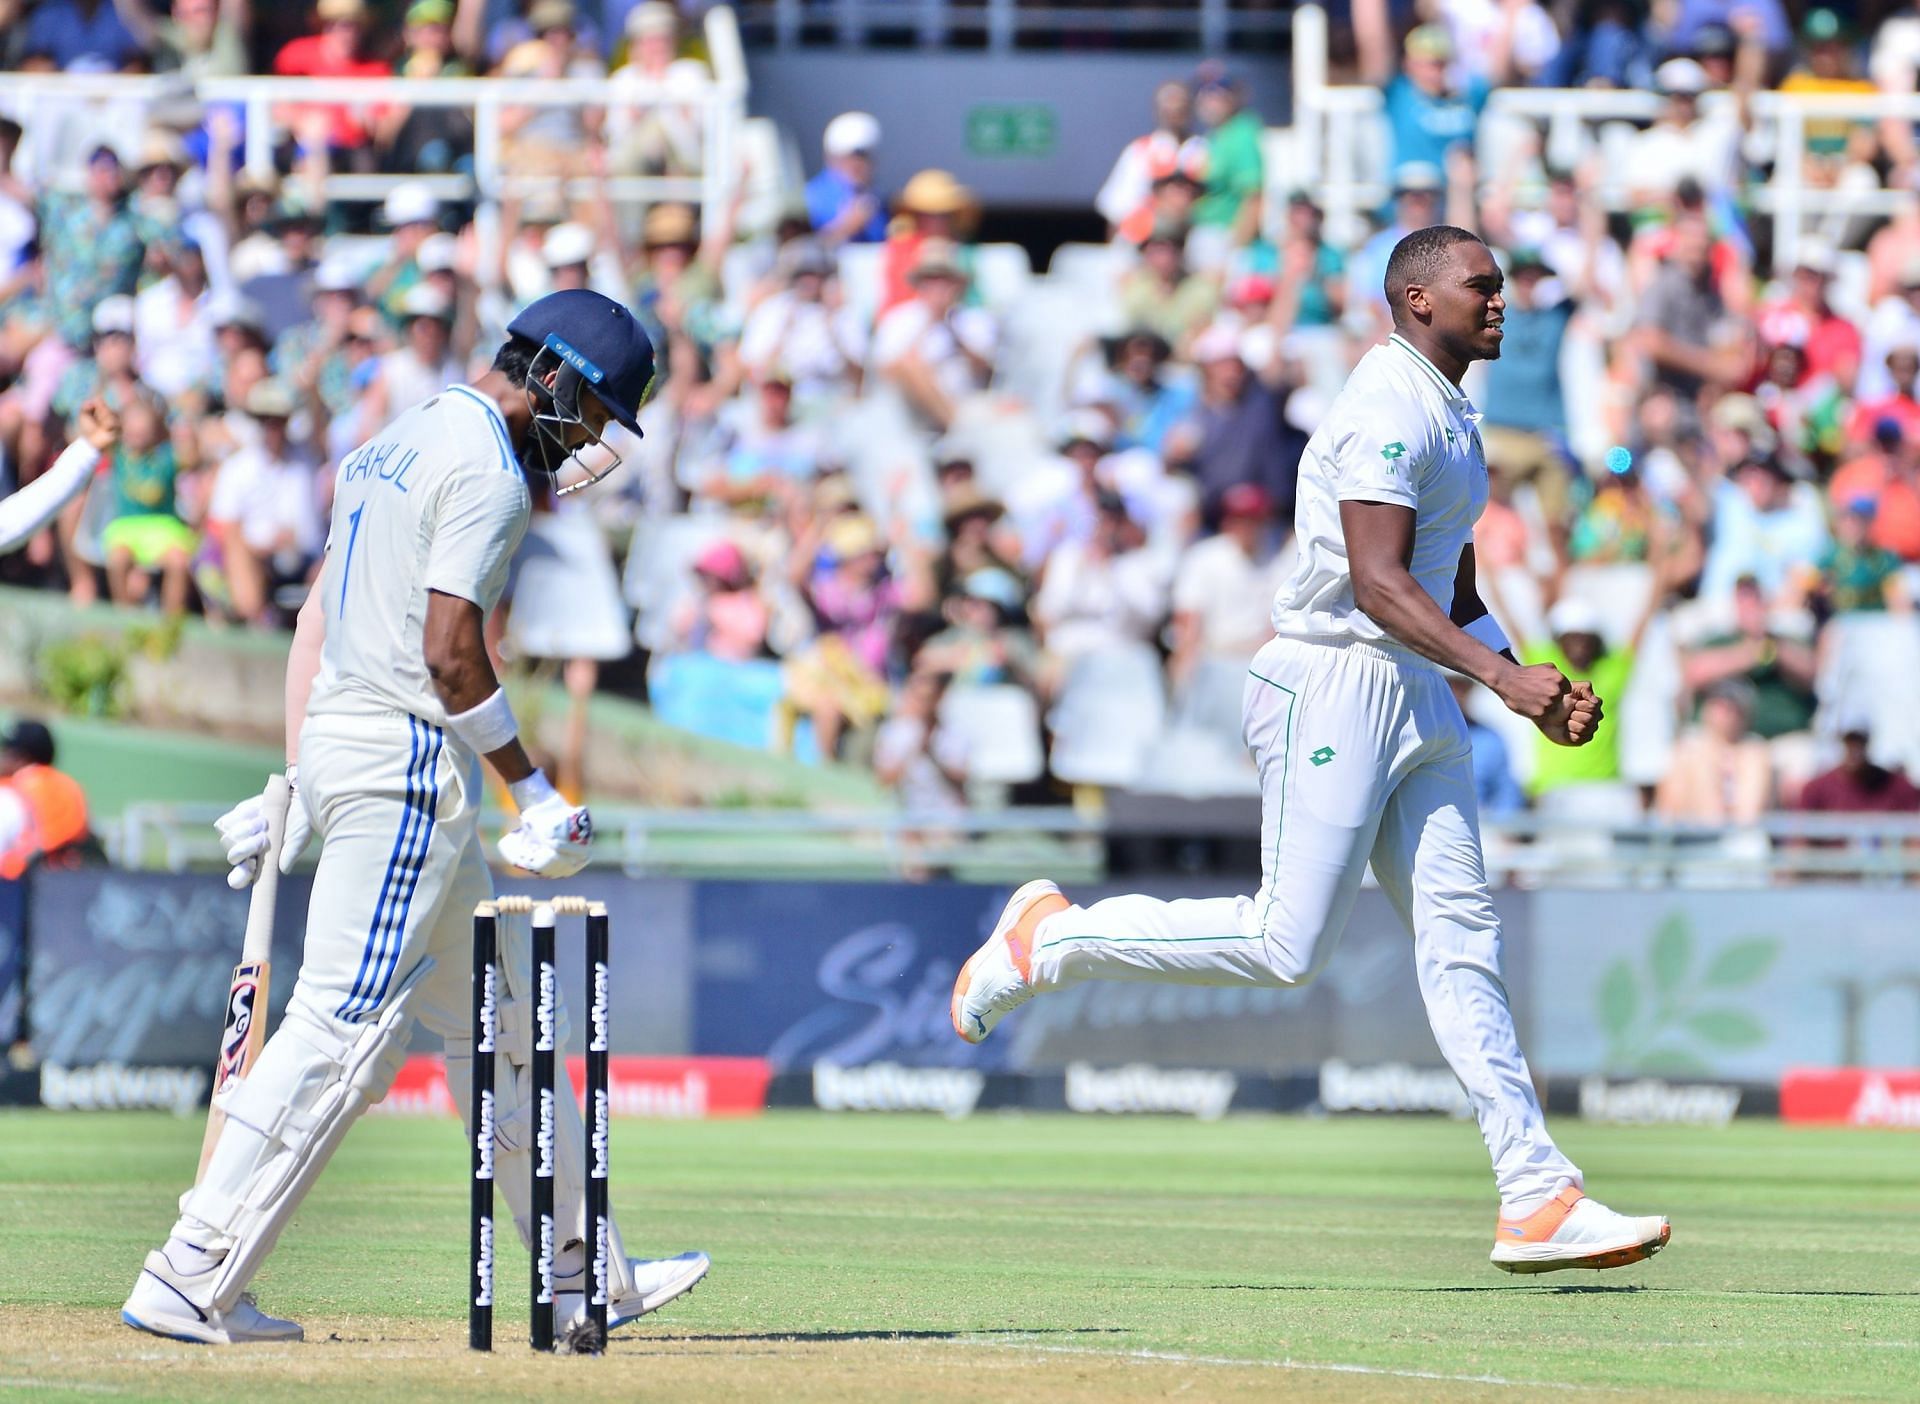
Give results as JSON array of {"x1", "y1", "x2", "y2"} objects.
[
  {"x1": 950, "y1": 880, "x2": 1068, "y2": 1044},
  {"x1": 1490, "y1": 1185, "x2": 1670, "y2": 1273}
]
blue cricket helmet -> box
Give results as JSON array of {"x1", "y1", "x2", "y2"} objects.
[{"x1": 507, "y1": 288, "x2": 658, "y2": 437}]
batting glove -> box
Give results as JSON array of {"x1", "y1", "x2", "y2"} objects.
[
  {"x1": 496, "y1": 771, "x2": 592, "y2": 878},
  {"x1": 216, "y1": 768, "x2": 315, "y2": 890}
]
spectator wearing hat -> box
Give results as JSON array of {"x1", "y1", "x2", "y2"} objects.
[
  {"x1": 376, "y1": 1, "x2": 479, "y2": 175},
  {"x1": 681, "y1": 372, "x2": 823, "y2": 516},
  {"x1": 1480, "y1": 247, "x2": 1576, "y2": 527},
  {"x1": 629, "y1": 201, "x2": 727, "y2": 410},
  {"x1": 271, "y1": 253, "x2": 360, "y2": 433},
  {"x1": 99, "y1": 390, "x2": 197, "y2": 615},
  {"x1": 1355, "y1": 0, "x2": 1519, "y2": 171},
  {"x1": 0, "y1": 720, "x2": 89, "y2": 881},
  {"x1": 485, "y1": 0, "x2": 605, "y2": 67},
  {"x1": 1007, "y1": 411, "x2": 1112, "y2": 571},
  {"x1": 785, "y1": 512, "x2": 919, "y2": 759},
  {"x1": 1168, "y1": 482, "x2": 1290, "y2": 689},
  {"x1": 537, "y1": 221, "x2": 624, "y2": 303},
  {"x1": 738, "y1": 239, "x2": 868, "y2": 412},
  {"x1": 916, "y1": 565, "x2": 1040, "y2": 692},
  {"x1": 273, "y1": 0, "x2": 393, "y2": 157},
  {"x1": 1778, "y1": 9, "x2": 1881, "y2": 187},
  {"x1": 1189, "y1": 73, "x2": 1264, "y2": 260},
  {"x1": 1684, "y1": 576, "x2": 1818, "y2": 743},
  {"x1": 365, "y1": 181, "x2": 441, "y2": 329},
  {"x1": 807, "y1": 111, "x2": 886, "y2": 247},
  {"x1": 497, "y1": 0, "x2": 604, "y2": 175},
  {"x1": 364, "y1": 284, "x2": 460, "y2": 432},
  {"x1": 1624, "y1": 57, "x2": 1754, "y2": 209},
  {"x1": 1102, "y1": 330, "x2": 1196, "y2": 458},
  {"x1": 1799, "y1": 496, "x2": 1912, "y2": 616},
  {"x1": 608, "y1": 3, "x2": 709, "y2": 180},
  {"x1": 1799, "y1": 720, "x2": 1920, "y2": 814},
  {"x1": 221, "y1": 167, "x2": 292, "y2": 287},
  {"x1": 201, "y1": 378, "x2": 322, "y2": 625},
  {"x1": 1828, "y1": 422, "x2": 1920, "y2": 561},
  {"x1": 1171, "y1": 323, "x2": 1304, "y2": 521},
  {"x1": 667, "y1": 538, "x2": 770, "y2": 662},
  {"x1": 1523, "y1": 591, "x2": 1662, "y2": 819},
  {"x1": 126, "y1": 128, "x2": 194, "y2": 248},
  {"x1": 931, "y1": 486, "x2": 1023, "y2": 601},
  {"x1": 1755, "y1": 240, "x2": 1862, "y2": 391},
  {"x1": 872, "y1": 239, "x2": 996, "y2": 433},
  {"x1": 22, "y1": 0, "x2": 143, "y2": 70},
  {"x1": 134, "y1": 238, "x2": 219, "y2": 401},
  {"x1": 880, "y1": 169, "x2": 977, "y2": 316},
  {"x1": 37, "y1": 144, "x2": 144, "y2": 363},
  {"x1": 1699, "y1": 453, "x2": 1829, "y2": 603},
  {"x1": 1344, "y1": 162, "x2": 1454, "y2": 341},
  {"x1": 1096, "y1": 81, "x2": 1210, "y2": 248},
  {"x1": 1119, "y1": 222, "x2": 1219, "y2": 350},
  {"x1": 1847, "y1": 347, "x2": 1920, "y2": 445},
  {"x1": 1655, "y1": 678, "x2": 1773, "y2": 824}
]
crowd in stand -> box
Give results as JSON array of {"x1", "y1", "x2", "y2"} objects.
[{"x1": 3, "y1": 0, "x2": 1920, "y2": 826}]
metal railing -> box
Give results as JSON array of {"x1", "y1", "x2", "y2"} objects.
[
  {"x1": 0, "y1": 6, "x2": 749, "y2": 297},
  {"x1": 738, "y1": 0, "x2": 1292, "y2": 51},
  {"x1": 1287, "y1": 3, "x2": 1920, "y2": 272}
]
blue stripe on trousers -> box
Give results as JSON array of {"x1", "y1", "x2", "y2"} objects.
[
  {"x1": 337, "y1": 718, "x2": 427, "y2": 1020},
  {"x1": 358, "y1": 722, "x2": 442, "y2": 1016}
]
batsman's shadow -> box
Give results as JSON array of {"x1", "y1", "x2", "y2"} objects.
[{"x1": 651, "y1": 1327, "x2": 1127, "y2": 1345}]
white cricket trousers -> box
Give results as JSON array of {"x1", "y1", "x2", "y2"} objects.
[{"x1": 1030, "y1": 635, "x2": 1579, "y2": 1210}]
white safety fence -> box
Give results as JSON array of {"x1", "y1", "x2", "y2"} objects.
[
  {"x1": 0, "y1": 6, "x2": 752, "y2": 297},
  {"x1": 1284, "y1": 3, "x2": 1920, "y2": 273}
]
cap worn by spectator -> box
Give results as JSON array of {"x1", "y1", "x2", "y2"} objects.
[
  {"x1": 1693, "y1": 22, "x2": 1736, "y2": 60},
  {"x1": 779, "y1": 239, "x2": 835, "y2": 280},
  {"x1": 381, "y1": 181, "x2": 441, "y2": 230},
  {"x1": 1191, "y1": 323, "x2": 1243, "y2": 364},
  {"x1": 519, "y1": 186, "x2": 569, "y2": 228},
  {"x1": 1547, "y1": 597, "x2": 1605, "y2": 641},
  {"x1": 93, "y1": 295, "x2": 136, "y2": 337},
  {"x1": 542, "y1": 222, "x2": 596, "y2": 269},
  {"x1": 824, "y1": 111, "x2": 881, "y2": 158},
  {"x1": 627, "y1": 1, "x2": 677, "y2": 40},
  {"x1": 943, "y1": 487, "x2": 1006, "y2": 532},
  {"x1": 1220, "y1": 482, "x2": 1272, "y2": 520},
  {"x1": 245, "y1": 379, "x2": 297, "y2": 419},
  {"x1": 1795, "y1": 238, "x2": 1836, "y2": 277},
  {"x1": 643, "y1": 203, "x2": 698, "y2": 249},
  {"x1": 693, "y1": 538, "x2": 749, "y2": 588},
  {"x1": 528, "y1": 0, "x2": 577, "y2": 35},
  {"x1": 1141, "y1": 219, "x2": 1188, "y2": 250},
  {"x1": 1057, "y1": 409, "x2": 1114, "y2": 453},
  {"x1": 827, "y1": 513, "x2": 883, "y2": 559},
  {"x1": 1655, "y1": 58, "x2": 1709, "y2": 97},
  {"x1": 417, "y1": 232, "x2": 459, "y2": 274},
  {"x1": 898, "y1": 170, "x2": 972, "y2": 217},
  {"x1": 136, "y1": 129, "x2": 188, "y2": 175},
  {"x1": 407, "y1": 0, "x2": 455, "y2": 25},
  {"x1": 314, "y1": 254, "x2": 362, "y2": 294},
  {"x1": 907, "y1": 238, "x2": 966, "y2": 284},
  {"x1": 961, "y1": 567, "x2": 1023, "y2": 611},
  {"x1": 1228, "y1": 274, "x2": 1276, "y2": 308},
  {"x1": 1152, "y1": 166, "x2": 1205, "y2": 192},
  {"x1": 213, "y1": 293, "x2": 269, "y2": 336},
  {"x1": 400, "y1": 284, "x2": 453, "y2": 323},
  {"x1": 1803, "y1": 8, "x2": 1845, "y2": 43},
  {"x1": 1711, "y1": 393, "x2": 1779, "y2": 453},
  {"x1": 1508, "y1": 247, "x2": 1554, "y2": 278},
  {"x1": 2, "y1": 720, "x2": 56, "y2": 768},
  {"x1": 1403, "y1": 24, "x2": 1454, "y2": 62},
  {"x1": 1393, "y1": 161, "x2": 1444, "y2": 195},
  {"x1": 318, "y1": 0, "x2": 367, "y2": 22}
]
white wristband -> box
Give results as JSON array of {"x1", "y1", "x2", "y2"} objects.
[
  {"x1": 1463, "y1": 613, "x2": 1511, "y2": 656},
  {"x1": 445, "y1": 687, "x2": 519, "y2": 755},
  {"x1": 508, "y1": 769, "x2": 558, "y2": 811}
]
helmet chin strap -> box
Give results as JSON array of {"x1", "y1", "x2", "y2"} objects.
[{"x1": 520, "y1": 344, "x2": 623, "y2": 496}]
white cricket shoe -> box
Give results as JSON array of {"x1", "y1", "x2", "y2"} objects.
[
  {"x1": 950, "y1": 879, "x2": 1068, "y2": 1045},
  {"x1": 121, "y1": 1248, "x2": 303, "y2": 1344},
  {"x1": 556, "y1": 1249, "x2": 710, "y2": 1332},
  {"x1": 1490, "y1": 1185, "x2": 1671, "y2": 1273}
]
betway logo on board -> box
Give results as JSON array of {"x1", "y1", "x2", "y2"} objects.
[
  {"x1": 813, "y1": 1062, "x2": 984, "y2": 1119},
  {"x1": 1065, "y1": 1062, "x2": 1236, "y2": 1120},
  {"x1": 1319, "y1": 1060, "x2": 1470, "y2": 1116},
  {"x1": 1579, "y1": 1078, "x2": 1741, "y2": 1127},
  {"x1": 371, "y1": 1056, "x2": 771, "y2": 1118},
  {"x1": 40, "y1": 1062, "x2": 208, "y2": 1115},
  {"x1": 1783, "y1": 1068, "x2": 1920, "y2": 1127}
]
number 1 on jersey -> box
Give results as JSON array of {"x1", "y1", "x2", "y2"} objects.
[{"x1": 339, "y1": 502, "x2": 366, "y2": 614}]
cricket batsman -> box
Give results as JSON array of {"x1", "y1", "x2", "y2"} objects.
[
  {"x1": 952, "y1": 227, "x2": 1672, "y2": 1274},
  {"x1": 123, "y1": 290, "x2": 709, "y2": 1343}
]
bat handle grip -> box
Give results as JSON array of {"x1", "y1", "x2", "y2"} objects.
[{"x1": 243, "y1": 772, "x2": 292, "y2": 964}]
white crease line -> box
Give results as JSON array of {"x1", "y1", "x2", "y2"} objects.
[
  {"x1": 968, "y1": 1339, "x2": 1631, "y2": 1393},
  {"x1": 0, "y1": 1380, "x2": 128, "y2": 1396}
]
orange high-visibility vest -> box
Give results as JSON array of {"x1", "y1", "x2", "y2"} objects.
[{"x1": 0, "y1": 764, "x2": 88, "y2": 879}]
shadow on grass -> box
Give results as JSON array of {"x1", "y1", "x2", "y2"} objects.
[{"x1": 652, "y1": 1327, "x2": 1128, "y2": 1344}]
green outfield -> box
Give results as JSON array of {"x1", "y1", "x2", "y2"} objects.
[{"x1": 0, "y1": 1110, "x2": 1914, "y2": 1402}]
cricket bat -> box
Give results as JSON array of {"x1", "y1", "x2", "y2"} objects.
[{"x1": 195, "y1": 773, "x2": 291, "y2": 1183}]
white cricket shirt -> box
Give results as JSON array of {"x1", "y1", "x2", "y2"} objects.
[
  {"x1": 307, "y1": 384, "x2": 531, "y2": 725},
  {"x1": 1270, "y1": 333, "x2": 1490, "y2": 644}
]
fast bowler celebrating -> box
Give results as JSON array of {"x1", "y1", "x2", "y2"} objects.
[
  {"x1": 123, "y1": 290, "x2": 709, "y2": 1343},
  {"x1": 953, "y1": 227, "x2": 1671, "y2": 1274}
]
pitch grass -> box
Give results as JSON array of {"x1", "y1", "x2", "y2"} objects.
[{"x1": 0, "y1": 1112, "x2": 1915, "y2": 1402}]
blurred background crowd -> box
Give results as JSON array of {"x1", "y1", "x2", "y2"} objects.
[{"x1": 3, "y1": 0, "x2": 1920, "y2": 830}]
